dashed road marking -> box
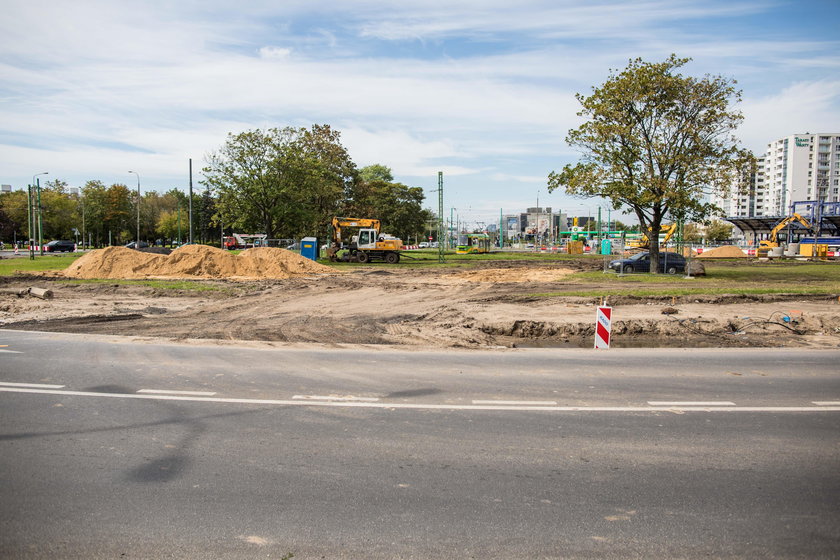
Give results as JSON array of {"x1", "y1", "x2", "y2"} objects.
[
  {"x1": 0, "y1": 349, "x2": 23, "y2": 354},
  {"x1": 292, "y1": 395, "x2": 379, "y2": 402},
  {"x1": 138, "y1": 389, "x2": 217, "y2": 396},
  {"x1": 472, "y1": 400, "x2": 558, "y2": 406},
  {"x1": 0, "y1": 381, "x2": 65, "y2": 389},
  {"x1": 1, "y1": 386, "x2": 839, "y2": 413},
  {"x1": 813, "y1": 401, "x2": 840, "y2": 406},
  {"x1": 647, "y1": 401, "x2": 736, "y2": 406}
]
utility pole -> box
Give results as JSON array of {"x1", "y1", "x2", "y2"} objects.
[
  {"x1": 449, "y1": 206, "x2": 454, "y2": 251},
  {"x1": 81, "y1": 187, "x2": 86, "y2": 250},
  {"x1": 597, "y1": 206, "x2": 602, "y2": 254},
  {"x1": 37, "y1": 178, "x2": 44, "y2": 255},
  {"x1": 189, "y1": 158, "x2": 194, "y2": 244},
  {"x1": 128, "y1": 171, "x2": 140, "y2": 249},
  {"x1": 437, "y1": 172, "x2": 445, "y2": 263},
  {"x1": 30, "y1": 172, "x2": 48, "y2": 258},
  {"x1": 535, "y1": 191, "x2": 539, "y2": 252},
  {"x1": 26, "y1": 184, "x2": 34, "y2": 260}
]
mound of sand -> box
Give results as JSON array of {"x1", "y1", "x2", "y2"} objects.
[
  {"x1": 64, "y1": 245, "x2": 337, "y2": 280},
  {"x1": 696, "y1": 245, "x2": 747, "y2": 258}
]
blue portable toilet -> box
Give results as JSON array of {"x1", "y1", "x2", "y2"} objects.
[
  {"x1": 600, "y1": 239, "x2": 612, "y2": 255},
  {"x1": 300, "y1": 237, "x2": 318, "y2": 261}
]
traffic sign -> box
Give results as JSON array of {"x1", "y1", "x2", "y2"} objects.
[{"x1": 594, "y1": 306, "x2": 612, "y2": 349}]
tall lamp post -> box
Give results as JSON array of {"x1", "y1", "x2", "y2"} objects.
[
  {"x1": 32, "y1": 172, "x2": 48, "y2": 258},
  {"x1": 128, "y1": 171, "x2": 140, "y2": 249}
]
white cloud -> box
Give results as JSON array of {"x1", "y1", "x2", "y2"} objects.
[
  {"x1": 740, "y1": 80, "x2": 840, "y2": 152},
  {"x1": 1, "y1": 0, "x2": 839, "y2": 224},
  {"x1": 259, "y1": 47, "x2": 293, "y2": 59}
]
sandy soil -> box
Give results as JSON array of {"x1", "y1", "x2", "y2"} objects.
[{"x1": 1, "y1": 258, "x2": 839, "y2": 349}]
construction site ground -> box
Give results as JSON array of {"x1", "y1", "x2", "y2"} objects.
[{"x1": 1, "y1": 252, "x2": 839, "y2": 349}]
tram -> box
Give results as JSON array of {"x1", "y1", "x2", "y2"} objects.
[{"x1": 456, "y1": 233, "x2": 492, "y2": 254}]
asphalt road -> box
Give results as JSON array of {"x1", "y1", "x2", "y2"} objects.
[{"x1": 1, "y1": 330, "x2": 839, "y2": 559}]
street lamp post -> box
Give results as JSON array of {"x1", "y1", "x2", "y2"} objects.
[
  {"x1": 128, "y1": 171, "x2": 140, "y2": 249},
  {"x1": 535, "y1": 191, "x2": 540, "y2": 252},
  {"x1": 32, "y1": 172, "x2": 48, "y2": 258}
]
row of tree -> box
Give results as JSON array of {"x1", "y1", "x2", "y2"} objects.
[
  {"x1": 0, "y1": 180, "x2": 218, "y2": 247},
  {"x1": 0, "y1": 125, "x2": 434, "y2": 247}
]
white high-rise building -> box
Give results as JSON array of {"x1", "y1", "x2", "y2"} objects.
[{"x1": 717, "y1": 133, "x2": 840, "y2": 217}]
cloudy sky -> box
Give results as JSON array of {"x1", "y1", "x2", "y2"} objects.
[{"x1": 2, "y1": 0, "x2": 839, "y2": 225}]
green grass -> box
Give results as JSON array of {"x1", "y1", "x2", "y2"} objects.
[
  {"x1": 537, "y1": 285, "x2": 839, "y2": 298},
  {"x1": 0, "y1": 253, "x2": 82, "y2": 275},
  {"x1": 532, "y1": 261, "x2": 840, "y2": 298},
  {"x1": 320, "y1": 249, "x2": 597, "y2": 268},
  {"x1": 60, "y1": 278, "x2": 227, "y2": 292},
  {"x1": 4, "y1": 249, "x2": 837, "y2": 298}
]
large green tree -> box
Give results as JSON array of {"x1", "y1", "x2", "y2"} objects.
[
  {"x1": 346, "y1": 164, "x2": 431, "y2": 242},
  {"x1": 203, "y1": 125, "x2": 355, "y2": 241},
  {"x1": 0, "y1": 189, "x2": 29, "y2": 243},
  {"x1": 704, "y1": 219, "x2": 734, "y2": 244},
  {"x1": 548, "y1": 55, "x2": 752, "y2": 272}
]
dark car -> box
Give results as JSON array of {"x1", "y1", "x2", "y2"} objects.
[
  {"x1": 124, "y1": 241, "x2": 150, "y2": 249},
  {"x1": 44, "y1": 239, "x2": 76, "y2": 253},
  {"x1": 609, "y1": 251, "x2": 686, "y2": 274}
]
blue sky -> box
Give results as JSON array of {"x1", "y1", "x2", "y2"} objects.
[{"x1": 2, "y1": 0, "x2": 839, "y2": 227}]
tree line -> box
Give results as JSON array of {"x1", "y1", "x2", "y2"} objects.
[
  {"x1": 0, "y1": 124, "x2": 434, "y2": 247},
  {"x1": 0, "y1": 180, "x2": 217, "y2": 247}
]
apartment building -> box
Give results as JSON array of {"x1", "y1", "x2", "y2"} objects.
[{"x1": 718, "y1": 133, "x2": 840, "y2": 217}]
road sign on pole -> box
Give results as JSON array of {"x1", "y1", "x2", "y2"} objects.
[{"x1": 594, "y1": 306, "x2": 612, "y2": 349}]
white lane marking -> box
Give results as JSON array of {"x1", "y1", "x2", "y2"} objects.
[
  {"x1": 648, "y1": 401, "x2": 736, "y2": 406},
  {"x1": 138, "y1": 389, "x2": 217, "y2": 396},
  {"x1": 472, "y1": 400, "x2": 558, "y2": 406},
  {"x1": 813, "y1": 401, "x2": 840, "y2": 406},
  {"x1": 0, "y1": 381, "x2": 65, "y2": 389},
  {"x1": 0, "y1": 349, "x2": 23, "y2": 354},
  {"x1": 292, "y1": 395, "x2": 379, "y2": 402},
  {"x1": 1, "y1": 387, "x2": 839, "y2": 413}
]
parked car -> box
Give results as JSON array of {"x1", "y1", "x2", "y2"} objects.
[
  {"x1": 124, "y1": 241, "x2": 150, "y2": 249},
  {"x1": 44, "y1": 239, "x2": 76, "y2": 253},
  {"x1": 419, "y1": 242, "x2": 430, "y2": 248},
  {"x1": 609, "y1": 251, "x2": 686, "y2": 274}
]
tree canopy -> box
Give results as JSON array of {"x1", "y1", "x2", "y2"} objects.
[
  {"x1": 203, "y1": 128, "x2": 430, "y2": 243},
  {"x1": 548, "y1": 55, "x2": 752, "y2": 271},
  {"x1": 202, "y1": 125, "x2": 356, "y2": 241}
]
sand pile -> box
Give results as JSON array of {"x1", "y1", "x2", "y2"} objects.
[
  {"x1": 64, "y1": 245, "x2": 336, "y2": 280},
  {"x1": 696, "y1": 245, "x2": 747, "y2": 258}
]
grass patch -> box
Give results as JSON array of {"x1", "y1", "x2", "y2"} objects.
[
  {"x1": 0, "y1": 254, "x2": 82, "y2": 276},
  {"x1": 319, "y1": 249, "x2": 597, "y2": 268},
  {"x1": 536, "y1": 286, "x2": 839, "y2": 298},
  {"x1": 59, "y1": 278, "x2": 227, "y2": 292},
  {"x1": 533, "y1": 261, "x2": 840, "y2": 297}
]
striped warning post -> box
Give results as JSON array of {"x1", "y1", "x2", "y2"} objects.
[{"x1": 594, "y1": 306, "x2": 612, "y2": 349}]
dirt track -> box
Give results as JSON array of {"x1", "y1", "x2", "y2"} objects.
[{"x1": 1, "y1": 259, "x2": 839, "y2": 349}]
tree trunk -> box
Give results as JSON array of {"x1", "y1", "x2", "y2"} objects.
[{"x1": 648, "y1": 216, "x2": 662, "y2": 274}]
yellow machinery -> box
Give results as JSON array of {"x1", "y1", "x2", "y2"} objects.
[
  {"x1": 757, "y1": 213, "x2": 812, "y2": 258},
  {"x1": 327, "y1": 217, "x2": 403, "y2": 264},
  {"x1": 627, "y1": 223, "x2": 677, "y2": 250}
]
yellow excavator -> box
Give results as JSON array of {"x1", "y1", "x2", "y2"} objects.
[
  {"x1": 327, "y1": 217, "x2": 404, "y2": 264},
  {"x1": 627, "y1": 223, "x2": 677, "y2": 250},
  {"x1": 757, "y1": 213, "x2": 812, "y2": 258}
]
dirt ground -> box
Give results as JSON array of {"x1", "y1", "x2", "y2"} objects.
[{"x1": 1, "y1": 257, "x2": 839, "y2": 349}]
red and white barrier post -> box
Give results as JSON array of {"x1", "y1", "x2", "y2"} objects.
[{"x1": 594, "y1": 305, "x2": 612, "y2": 349}]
